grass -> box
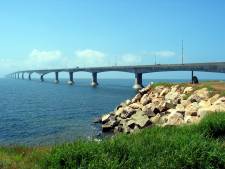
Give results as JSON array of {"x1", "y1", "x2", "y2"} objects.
[
  {"x1": 0, "y1": 146, "x2": 49, "y2": 169},
  {"x1": 41, "y1": 112, "x2": 225, "y2": 169}
]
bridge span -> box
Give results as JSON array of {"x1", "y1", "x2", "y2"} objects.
[{"x1": 7, "y1": 62, "x2": 225, "y2": 89}]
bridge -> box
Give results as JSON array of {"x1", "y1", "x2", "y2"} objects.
[{"x1": 7, "y1": 62, "x2": 225, "y2": 89}]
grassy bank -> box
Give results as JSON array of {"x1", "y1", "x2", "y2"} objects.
[{"x1": 42, "y1": 112, "x2": 225, "y2": 169}]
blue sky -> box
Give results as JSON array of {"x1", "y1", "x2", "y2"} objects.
[{"x1": 0, "y1": 0, "x2": 225, "y2": 79}]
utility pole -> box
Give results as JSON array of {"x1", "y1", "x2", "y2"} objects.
[{"x1": 182, "y1": 40, "x2": 184, "y2": 64}]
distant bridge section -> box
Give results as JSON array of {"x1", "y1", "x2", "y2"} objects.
[{"x1": 7, "y1": 62, "x2": 225, "y2": 89}]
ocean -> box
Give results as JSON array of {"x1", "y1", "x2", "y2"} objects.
[{"x1": 0, "y1": 78, "x2": 218, "y2": 146}]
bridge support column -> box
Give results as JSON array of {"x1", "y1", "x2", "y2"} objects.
[
  {"x1": 91, "y1": 72, "x2": 98, "y2": 87},
  {"x1": 68, "y1": 72, "x2": 74, "y2": 85},
  {"x1": 22, "y1": 73, "x2": 24, "y2": 80},
  {"x1": 54, "y1": 72, "x2": 59, "y2": 83},
  {"x1": 17, "y1": 73, "x2": 20, "y2": 79},
  {"x1": 28, "y1": 73, "x2": 31, "y2": 80},
  {"x1": 191, "y1": 71, "x2": 194, "y2": 84},
  {"x1": 133, "y1": 73, "x2": 143, "y2": 90},
  {"x1": 40, "y1": 75, "x2": 44, "y2": 82}
]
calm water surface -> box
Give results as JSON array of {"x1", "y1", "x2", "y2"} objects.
[{"x1": 0, "y1": 78, "x2": 205, "y2": 145}]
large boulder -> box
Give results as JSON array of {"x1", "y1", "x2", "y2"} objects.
[
  {"x1": 185, "y1": 102, "x2": 199, "y2": 116},
  {"x1": 184, "y1": 115, "x2": 200, "y2": 123},
  {"x1": 150, "y1": 113, "x2": 161, "y2": 124},
  {"x1": 101, "y1": 114, "x2": 111, "y2": 123},
  {"x1": 208, "y1": 94, "x2": 220, "y2": 104},
  {"x1": 102, "y1": 116, "x2": 117, "y2": 132},
  {"x1": 159, "y1": 88, "x2": 170, "y2": 97},
  {"x1": 164, "y1": 112, "x2": 184, "y2": 126},
  {"x1": 131, "y1": 111, "x2": 151, "y2": 128},
  {"x1": 194, "y1": 88, "x2": 209, "y2": 100},
  {"x1": 183, "y1": 86, "x2": 193, "y2": 94},
  {"x1": 115, "y1": 108, "x2": 125, "y2": 117},
  {"x1": 120, "y1": 107, "x2": 136, "y2": 119},
  {"x1": 131, "y1": 93, "x2": 142, "y2": 103},
  {"x1": 175, "y1": 104, "x2": 185, "y2": 114},
  {"x1": 129, "y1": 102, "x2": 143, "y2": 109},
  {"x1": 140, "y1": 93, "x2": 151, "y2": 105}
]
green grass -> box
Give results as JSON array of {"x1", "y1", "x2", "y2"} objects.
[
  {"x1": 0, "y1": 146, "x2": 49, "y2": 169},
  {"x1": 42, "y1": 112, "x2": 225, "y2": 169}
]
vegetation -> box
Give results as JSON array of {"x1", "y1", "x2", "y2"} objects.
[
  {"x1": 0, "y1": 146, "x2": 49, "y2": 169},
  {"x1": 42, "y1": 112, "x2": 225, "y2": 169}
]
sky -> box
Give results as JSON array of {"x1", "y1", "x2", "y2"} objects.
[{"x1": 0, "y1": 0, "x2": 225, "y2": 79}]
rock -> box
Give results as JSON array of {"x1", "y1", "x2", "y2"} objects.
[
  {"x1": 139, "y1": 85, "x2": 151, "y2": 95},
  {"x1": 131, "y1": 93, "x2": 142, "y2": 103},
  {"x1": 142, "y1": 106, "x2": 156, "y2": 117},
  {"x1": 154, "y1": 86, "x2": 165, "y2": 94},
  {"x1": 213, "y1": 97, "x2": 225, "y2": 105},
  {"x1": 171, "y1": 85, "x2": 179, "y2": 93},
  {"x1": 114, "y1": 126, "x2": 123, "y2": 133},
  {"x1": 129, "y1": 103, "x2": 143, "y2": 109},
  {"x1": 165, "y1": 91, "x2": 180, "y2": 103},
  {"x1": 125, "y1": 99, "x2": 131, "y2": 105},
  {"x1": 140, "y1": 94, "x2": 151, "y2": 105},
  {"x1": 184, "y1": 116, "x2": 199, "y2": 123},
  {"x1": 188, "y1": 94, "x2": 202, "y2": 103},
  {"x1": 115, "y1": 108, "x2": 124, "y2": 117},
  {"x1": 194, "y1": 88, "x2": 209, "y2": 100},
  {"x1": 127, "y1": 119, "x2": 136, "y2": 128},
  {"x1": 164, "y1": 100, "x2": 176, "y2": 109},
  {"x1": 150, "y1": 113, "x2": 161, "y2": 124},
  {"x1": 208, "y1": 94, "x2": 220, "y2": 104},
  {"x1": 121, "y1": 107, "x2": 136, "y2": 119},
  {"x1": 175, "y1": 104, "x2": 185, "y2": 114},
  {"x1": 131, "y1": 111, "x2": 151, "y2": 128},
  {"x1": 185, "y1": 102, "x2": 199, "y2": 116},
  {"x1": 102, "y1": 116, "x2": 118, "y2": 132},
  {"x1": 160, "y1": 88, "x2": 170, "y2": 97},
  {"x1": 101, "y1": 114, "x2": 111, "y2": 124},
  {"x1": 199, "y1": 100, "x2": 211, "y2": 108},
  {"x1": 181, "y1": 100, "x2": 192, "y2": 108},
  {"x1": 210, "y1": 97, "x2": 225, "y2": 112},
  {"x1": 183, "y1": 86, "x2": 193, "y2": 94},
  {"x1": 164, "y1": 112, "x2": 184, "y2": 126}
]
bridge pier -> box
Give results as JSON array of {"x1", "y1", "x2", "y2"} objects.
[
  {"x1": 22, "y1": 73, "x2": 24, "y2": 80},
  {"x1": 91, "y1": 72, "x2": 98, "y2": 87},
  {"x1": 40, "y1": 75, "x2": 44, "y2": 82},
  {"x1": 133, "y1": 73, "x2": 143, "y2": 90},
  {"x1": 54, "y1": 72, "x2": 59, "y2": 83},
  {"x1": 68, "y1": 72, "x2": 74, "y2": 85},
  {"x1": 28, "y1": 73, "x2": 31, "y2": 80},
  {"x1": 17, "y1": 73, "x2": 20, "y2": 79}
]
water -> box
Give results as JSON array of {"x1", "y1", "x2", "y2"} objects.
[{"x1": 0, "y1": 78, "x2": 208, "y2": 146}]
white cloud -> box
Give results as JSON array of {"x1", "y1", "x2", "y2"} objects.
[
  {"x1": 74, "y1": 49, "x2": 107, "y2": 67},
  {"x1": 120, "y1": 54, "x2": 142, "y2": 65},
  {"x1": 25, "y1": 49, "x2": 69, "y2": 69},
  {"x1": 143, "y1": 50, "x2": 176, "y2": 57}
]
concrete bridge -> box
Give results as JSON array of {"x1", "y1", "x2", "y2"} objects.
[{"x1": 7, "y1": 62, "x2": 225, "y2": 89}]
